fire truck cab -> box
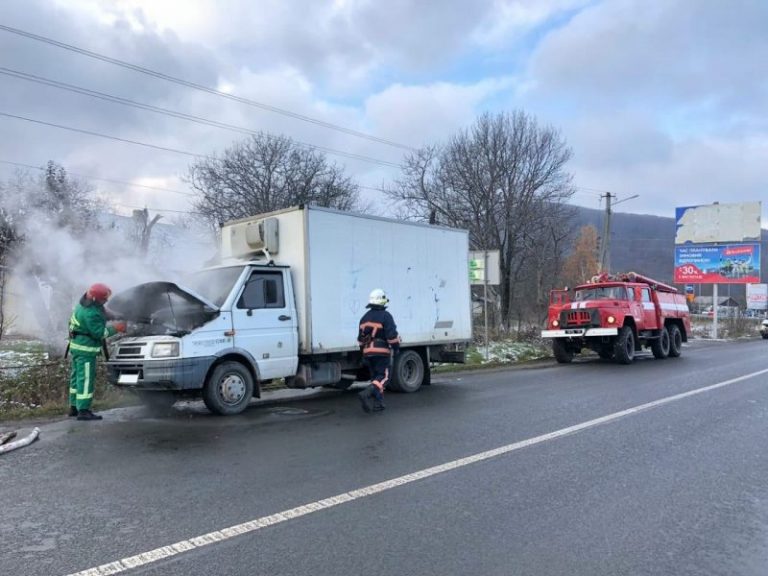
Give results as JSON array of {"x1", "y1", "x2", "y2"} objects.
[{"x1": 541, "y1": 272, "x2": 691, "y2": 364}]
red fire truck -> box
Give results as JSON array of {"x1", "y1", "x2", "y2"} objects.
[{"x1": 541, "y1": 272, "x2": 692, "y2": 364}]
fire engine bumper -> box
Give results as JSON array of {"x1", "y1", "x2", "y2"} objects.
[{"x1": 541, "y1": 328, "x2": 619, "y2": 338}]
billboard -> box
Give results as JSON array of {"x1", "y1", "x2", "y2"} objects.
[
  {"x1": 675, "y1": 201, "x2": 761, "y2": 244},
  {"x1": 747, "y1": 284, "x2": 768, "y2": 310},
  {"x1": 674, "y1": 243, "x2": 761, "y2": 284}
]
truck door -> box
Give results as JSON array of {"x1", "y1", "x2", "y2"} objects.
[
  {"x1": 640, "y1": 287, "x2": 658, "y2": 329},
  {"x1": 231, "y1": 269, "x2": 298, "y2": 380}
]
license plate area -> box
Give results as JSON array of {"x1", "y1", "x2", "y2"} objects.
[{"x1": 118, "y1": 373, "x2": 140, "y2": 384}]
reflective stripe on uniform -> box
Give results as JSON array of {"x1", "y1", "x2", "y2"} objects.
[
  {"x1": 364, "y1": 347, "x2": 391, "y2": 355},
  {"x1": 77, "y1": 361, "x2": 92, "y2": 400},
  {"x1": 69, "y1": 341, "x2": 101, "y2": 354}
]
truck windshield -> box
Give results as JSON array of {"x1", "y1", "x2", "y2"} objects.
[
  {"x1": 182, "y1": 266, "x2": 244, "y2": 307},
  {"x1": 574, "y1": 286, "x2": 628, "y2": 301}
]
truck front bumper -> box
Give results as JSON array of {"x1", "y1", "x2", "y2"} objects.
[
  {"x1": 541, "y1": 328, "x2": 619, "y2": 338},
  {"x1": 107, "y1": 357, "x2": 217, "y2": 391}
]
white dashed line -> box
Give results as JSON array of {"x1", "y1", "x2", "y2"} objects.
[{"x1": 65, "y1": 366, "x2": 768, "y2": 576}]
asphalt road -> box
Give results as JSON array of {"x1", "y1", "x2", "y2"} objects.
[{"x1": 3, "y1": 338, "x2": 768, "y2": 576}]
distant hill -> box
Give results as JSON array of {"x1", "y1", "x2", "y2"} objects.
[{"x1": 571, "y1": 206, "x2": 768, "y2": 303}]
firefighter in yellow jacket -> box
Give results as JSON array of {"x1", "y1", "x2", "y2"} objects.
[{"x1": 68, "y1": 283, "x2": 125, "y2": 420}]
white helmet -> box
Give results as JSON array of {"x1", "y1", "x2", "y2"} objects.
[{"x1": 368, "y1": 288, "x2": 389, "y2": 307}]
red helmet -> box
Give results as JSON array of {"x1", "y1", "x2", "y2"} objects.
[{"x1": 86, "y1": 283, "x2": 112, "y2": 303}]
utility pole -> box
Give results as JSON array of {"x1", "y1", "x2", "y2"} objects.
[
  {"x1": 599, "y1": 192, "x2": 613, "y2": 273},
  {"x1": 598, "y1": 192, "x2": 639, "y2": 274}
]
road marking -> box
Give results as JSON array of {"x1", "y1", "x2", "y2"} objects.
[{"x1": 65, "y1": 366, "x2": 768, "y2": 576}]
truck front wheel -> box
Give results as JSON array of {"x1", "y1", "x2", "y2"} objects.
[
  {"x1": 552, "y1": 339, "x2": 573, "y2": 363},
  {"x1": 613, "y1": 326, "x2": 635, "y2": 364},
  {"x1": 203, "y1": 361, "x2": 254, "y2": 415},
  {"x1": 389, "y1": 350, "x2": 424, "y2": 393}
]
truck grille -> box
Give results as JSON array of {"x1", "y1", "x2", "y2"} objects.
[
  {"x1": 565, "y1": 310, "x2": 593, "y2": 326},
  {"x1": 116, "y1": 342, "x2": 148, "y2": 359}
]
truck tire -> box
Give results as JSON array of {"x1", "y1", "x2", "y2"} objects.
[
  {"x1": 135, "y1": 390, "x2": 177, "y2": 416},
  {"x1": 651, "y1": 326, "x2": 671, "y2": 359},
  {"x1": 389, "y1": 350, "x2": 424, "y2": 393},
  {"x1": 613, "y1": 326, "x2": 635, "y2": 364},
  {"x1": 203, "y1": 361, "x2": 254, "y2": 415},
  {"x1": 552, "y1": 339, "x2": 573, "y2": 363},
  {"x1": 668, "y1": 324, "x2": 683, "y2": 357}
]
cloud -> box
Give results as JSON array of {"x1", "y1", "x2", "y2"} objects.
[{"x1": 365, "y1": 78, "x2": 517, "y2": 148}]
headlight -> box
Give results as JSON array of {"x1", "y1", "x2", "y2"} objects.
[
  {"x1": 607, "y1": 316, "x2": 616, "y2": 324},
  {"x1": 552, "y1": 319, "x2": 559, "y2": 327},
  {"x1": 151, "y1": 342, "x2": 180, "y2": 358}
]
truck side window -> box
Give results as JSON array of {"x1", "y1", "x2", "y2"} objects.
[
  {"x1": 641, "y1": 288, "x2": 651, "y2": 302},
  {"x1": 627, "y1": 287, "x2": 635, "y2": 300},
  {"x1": 238, "y1": 271, "x2": 285, "y2": 309}
]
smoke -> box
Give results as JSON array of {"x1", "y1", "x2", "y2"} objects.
[{"x1": 0, "y1": 166, "x2": 216, "y2": 347}]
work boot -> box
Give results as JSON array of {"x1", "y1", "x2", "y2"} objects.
[
  {"x1": 76, "y1": 409, "x2": 103, "y2": 421},
  {"x1": 372, "y1": 390, "x2": 386, "y2": 412},
  {"x1": 68, "y1": 405, "x2": 78, "y2": 417},
  {"x1": 358, "y1": 386, "x2": 375, "y2": 413}
]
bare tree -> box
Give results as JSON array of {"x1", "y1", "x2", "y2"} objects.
[
  {"x1": 387, "y1": 111, "x2": 575, "y2": 331},
  {"x1": 187, "y1": 133, "x2": 362, "y2": 228},
  {"x1": 131, "y1": 208, "x2": 163, "y2": 256}
]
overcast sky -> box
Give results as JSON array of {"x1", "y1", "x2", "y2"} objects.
[{"x1": 0, "y1": 0, "x2": 766, "y2": 224}]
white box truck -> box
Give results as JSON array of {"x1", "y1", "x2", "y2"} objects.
[{"x1": 106, "y1": 206, "x2": 472, "y2": 415}]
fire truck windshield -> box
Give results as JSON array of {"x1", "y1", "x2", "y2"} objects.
[{"x1": 574, "y1": 286, "x2": 628, "y2": 301}]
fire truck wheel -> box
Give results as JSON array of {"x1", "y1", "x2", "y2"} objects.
[
  {"x1": 613, "y1": 326, "x2": 635, "y2": 364},
  {"x1": 552, "y1": 339, "x2": 573, "y2": 363},
  {"x1": 668, "y1": 324, "x2": 683, "y2": 357},
  {"x1": 203, "y1": 361, "x2": 254, "y2": 415},
  {"x1": 651, "y1": 326, "x2": 671, "y2": 359}
]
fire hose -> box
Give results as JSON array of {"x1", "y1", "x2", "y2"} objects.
[{"x1": 0, "y1": 427, "x2": 40, "y2": 454}]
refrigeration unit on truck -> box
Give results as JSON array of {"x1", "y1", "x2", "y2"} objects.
[{"x1": 106, "y1": 206, "x2": 472, "y2": 415}]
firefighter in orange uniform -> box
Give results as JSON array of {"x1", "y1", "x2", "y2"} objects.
[{"x1": 357, "y1": 289, "x2": 400, "y2": 413}]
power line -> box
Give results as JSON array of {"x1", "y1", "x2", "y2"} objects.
[
  {"x1": 0, "y1": 67, "x2": 404, "y2": 169},
  {"x1": 0, "y1": 111, "x2": 205, "y2": 158},
  {"x1": 0, "y1": 24, "x2": 417, "y2": 152},
  {"x1": 0, "y1": 159, "x2": 194, "y2": 197}
]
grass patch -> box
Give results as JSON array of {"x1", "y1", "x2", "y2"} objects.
[{"x1": 0, "y1": 338, "x2": 134, "y2": 421}]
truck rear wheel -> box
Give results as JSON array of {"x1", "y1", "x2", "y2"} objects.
[
  {"x1": 203, "y1": 361, "x2": 254, "y2": 415},
  {"x1": 389, "y1": 350, "x2": 424, "y2": 393},
  {"x1": 552, "y1": 339, "x2": 573, "y2": 363},
  {"x1": 651, "y1": 326, "x2": 671, "y2": 359},
  {"x1": 668, "y1": 324, "x2": 683, "y2": 357},
  {"x1": 613, "y1": 326, "x2": 635, "y2": 364}
]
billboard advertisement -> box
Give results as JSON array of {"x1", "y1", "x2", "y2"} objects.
[
  {"x1": 747, "y1": 284, "x2": 768, "y2": 310},
  {"x1": 674, "y1": 243, "x2": 761, "y2": 284},
  {"x1": 675, "y1": 201, "x2": 761, "y2": 244}
]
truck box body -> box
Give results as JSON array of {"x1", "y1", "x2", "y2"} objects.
[{"x1": 221, "y1": 206, "x2": 472, "y2": 355}]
